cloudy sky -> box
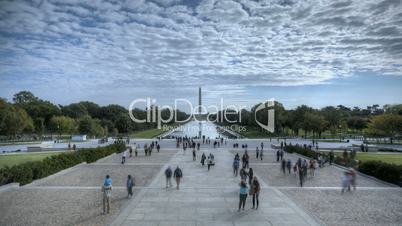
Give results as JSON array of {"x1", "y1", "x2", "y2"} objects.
[{"x1": 0, "y1": 0, "x2": 401, "y2": 110}]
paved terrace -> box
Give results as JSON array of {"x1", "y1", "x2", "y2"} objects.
[{"x1": 0, "y1": 139, "x2": 401, "y2": 226}]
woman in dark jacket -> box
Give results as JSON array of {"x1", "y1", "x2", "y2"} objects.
[{"x1": 250, "y1": 176, "x2": 261, "y2": 209}]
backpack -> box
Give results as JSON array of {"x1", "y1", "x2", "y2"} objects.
[
  {"x1": 165, "y1": 168, "x2": 172, "y2": 177},
  {"x1": 176, "y1": 169, "x2": 182, "y2": 177}
]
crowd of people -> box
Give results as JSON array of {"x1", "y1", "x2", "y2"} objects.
[{"x1": 100, "y1": 138, "x2": 360, "y2": 214}]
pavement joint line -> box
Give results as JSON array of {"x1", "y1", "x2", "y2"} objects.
[
  {"x1": 20, "y1": 185, "x2": 401, "y2": 190},
  {"x1": 110, "y1": 149, "x2": 183, "y2": 226}
]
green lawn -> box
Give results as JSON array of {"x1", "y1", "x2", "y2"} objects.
[
  {"x1": 356, "y1": 153, "x2": 402, "y2": 165},
  {"x1": 0, "y1": 151, "x2": 64, "y2": 168},
  {"x1": 130, "y1": 128, "x2": 166, "y2": 138}
]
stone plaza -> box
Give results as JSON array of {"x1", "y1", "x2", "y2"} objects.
[{"x1": 1, "y1": 138, "x2": 401, "y2": 226}]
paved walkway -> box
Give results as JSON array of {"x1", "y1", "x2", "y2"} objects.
[{"x1": 112, "y1": 148, "x2": 320, "y2": 226}]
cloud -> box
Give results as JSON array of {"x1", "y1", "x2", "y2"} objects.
[{"x1": 0, "y1": 0, "x2": 401, "y2": 106}]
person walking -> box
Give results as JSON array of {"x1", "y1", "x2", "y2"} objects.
[
  {"x1": 286, "y1": 159, "x2": 292, "y2": 174},
  {"x1": 276, "y1": 150, "x2": 280, "y2": 162},
  {"x1": 280, "y1": 150, "x2": 284, "y2": 161},
  {"x1": 281, "y1": 159, "x2": 286, "y2": 174},
  {"x1": 350, "y1": 168, "x2": 357, "y2": 191},
  {"x1": 329, "y1": 150, "x2": 334, "y2": 165},
  {"x1": 192, "y1": 149, "x2": 196, "y2": 161},
  {"x1": 165, "y1": 166, "x2": 173, "y2": 188},
  {"x1": 102, "y1": 175, "x2": 112, "y2": 214},
  {"x1": 238, "y1": 180, "x2": 249, "y2": 211},
  {"x1": 256, "y1": 147, "x2": 259, "y2": 159},
  {"x1": 129, "y1": 147, "x2": 133, "y2": 158},
  {"x1": 201, "y1": 153, "x2": 206, "y2": 166},
  {"x1": 248, "y1": 168, "x2": 254, "y2": 185},
  {"x1": 341, "y1": 171, "x2": 351, "y2": 193},
  {"x1": 207, "y1": 154, "x2": 214, "y2": 171},
  {"x1": 309, "y1": 159, "x2": 316, "y2": 177},
  {"x1": 250, "y1": 176, "x2": 261, "y2": 209},
  {"x1": 260, "y1": 148, "x2": 263, "y2": 160},
  {"x1": 240, "y1": 166, "x2": 248, "y2": 181},
  {"x1": 126, "y1": 175, "x2": 134, "y2": 198},
  {"x1": 233, "y1": 158, "x2": 240, "y2": 176},
  {"x1": 298, "y1": 167, "x2": 304, "y2": 187},
  {"x1": 173, "y1": 166, "x2": 183, "y2": 190},
  {"x1": 121, "y1": 150, "x2": 127, "y2": 164}
]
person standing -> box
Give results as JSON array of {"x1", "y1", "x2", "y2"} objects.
[
  {"x1": 250, "y1": 176, "x2": 261, "y2": 209},
  {"x1": 248, "y1": 168, "x2": 254, "y2": 185},
  {"x1": 165, "y1": 166, "x2": 173, "y2": 188},
  {"x1": 157, "y1": 144, "x2": 160, "y2": 152},
  {"x1": 126, "y1": 175, "x2": 134, "y2": 198},
  {"x1": 102, "y1": 175, "x2": 113, "y2": 214},
  {"x1": 238, "y1": 180, "x2": 249, "y2": 211},
  {"x1": 174, "y1": 166, "x2": 183, "y2": 190}
]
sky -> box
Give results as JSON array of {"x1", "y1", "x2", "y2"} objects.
[{"x1": 0, "y1": 0, "x2": 401, "y2": 110}]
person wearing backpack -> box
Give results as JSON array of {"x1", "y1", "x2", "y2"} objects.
[
  {"x1": 165, "y1": 166, "x2": 173, "y2": 188},
  {"x1": 173, "y1": 166, "x2": 183, "y2": 190},
  {"x1": 126, "y1": 175, "x2": 134, "y2": 198}
]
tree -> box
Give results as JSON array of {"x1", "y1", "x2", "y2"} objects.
[
  {"x1": 13, "y1": 91, "x2": 38, "y2": 104},
  {"x1": 366, "y1": 114, "x2": 402, "y2": 143},
  {"x1": 115, "y1": 113, "x2": 132, "y2": 133},
  {"x1": 347, "y1": 117, "x2": 367, "y2": 132},
  {"x1": 61, "y1": 103, "x2": 88, "y2": 119},
  {"x1": 78, "y1": 115, "x2": 104, "y2": 137},
  {"x1": 0, "y1": 105, "x2": 34, "y2": 137},
  {"x1": 49, "y1": 116, "x2": 76, "y2": 135}
]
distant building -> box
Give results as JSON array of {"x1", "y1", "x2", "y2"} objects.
[{"x1": 72, "y1": 135, "x2": 87, "y2": 141}]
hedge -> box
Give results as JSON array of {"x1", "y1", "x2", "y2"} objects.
[
  {"x1": 0, "y1": 143, "x2": 126, "y2": 186},
  {"x1": 284, "y1": 145, "x2": 402, "y2": 186}
]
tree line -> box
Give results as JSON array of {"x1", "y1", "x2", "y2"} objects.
[
  {"x1": 0, "y1": 91, "x2": 188, "y2": 139},
  {"x1": 213, "y1": 101, "x2": 402, "y2": 141}
]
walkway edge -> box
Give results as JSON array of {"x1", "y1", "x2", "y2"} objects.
[
  {"x1": 110, "y1": 151, "x2": 180, "y2": 226},
  {"x1": 24, "y1": 162, "x2": 87, "y2": 187}
]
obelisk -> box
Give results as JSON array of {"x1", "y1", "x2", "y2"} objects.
[{"x1": 198, "y1": 86, "x2": 202, "y2": 138}]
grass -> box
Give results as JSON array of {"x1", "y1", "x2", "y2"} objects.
[
  {"x1": 0, "y1": 151, "x2": 65, "y2": 168},
  {"x1": 0, "y1": 141, "x2": 42, "y2": 146},
  {"x1": 130, "y1": 128, "x2": 165, "y2": 138},
  {"x1": 333, "y1": 152, "x2": 402, "y2": 166},
  {"x1": 356, "y1": 153, "x2": 402, "y2": 165}
]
